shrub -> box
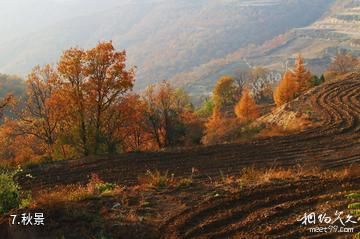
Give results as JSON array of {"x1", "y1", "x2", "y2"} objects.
[
  {"x1": 346, "y1": 193, "x2": 360, "y2": 239},
  {"x1": 87, "y1": 173, "x2": 116, "y2": 194},
  {"x1": 309, "y1": 75, "x2": 325, "y2": 87},
  {"x1": 96, "y1": 182, "x2": 116, "y2": 194},
  {"x1": 196, "y1": 98, "x2": 214, "y2": 118},
  {"x1": 0, "y1": 168, "x2": 21, "y2": 213},
  {"x1": 34, "y1": 174, "x2": 118, "y2": 206},
  {"x1": 177, "y1": 178, "x2": 193, "y2": 188},
  {"x1": 142, "y1": 170, "x2": 174, "y2": 189},
  {"x1": 34, "y1": 185, "x2": 92, "y2": 206},
  {"x1": 347, "y1": 193, "x2": 360, "y2": 216}
]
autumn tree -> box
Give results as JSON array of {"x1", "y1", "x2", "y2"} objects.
[
  {"x1": 181, "y1": 110, "x2": 204, "y2": 146},
  {"x1": 274, "y1": 55, "x2": 313, "y2": 107},
  {"x1": 274, "y1": 71, "x2": 297, "y2": 106},
  {"x1": 234, "y1": 88, "x2": 259, "y2": 122},
  {"x1": 327, "y1": 52, "x2": 359, "y2": 76},
  {"x1": 117, "y1": 95, "x2": 154, "y2": 152},
  {"x1": 202, "y1": 106, "x2": 246, "y2": 145},
  {"x1": 201, "y1": 107, "x2": 223, "y2": 145},
  {"x1": 14, "y1": 65, "x2": 63, "y2": 156},
  {"x1": 100, "y1": 94, "x2": 157, "y2": 153},
  {"x1": 57, "y1": 47, "x2": 90, "y2": 155},
  {"x1": 57, "y1": 41, "x2": 135, "y2": 155},
  {"x1": 292, "y1": 54, "x2": 312, "y2": 94},
  {"x1": 142, "y1": 82, "x2": 191, "y2": 148},
  {"x1": 83, "y1": 42, "x2": 135, "y2": 154},
  {"x1": 143, "y1": 84, "x2": 162, "y2": 148},
  {"x1": 0, "y1": 42, "x2": 136, "y2": 161},
  {"x1": 213, "y1": 76, "x2": 237, "y2": 109}
]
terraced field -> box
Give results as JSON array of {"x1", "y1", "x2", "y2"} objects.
[
  {"x1": 161, "y1": 176, "x2": 359, "y2": 239},
  {"x1": 19, "y1": 75, "x2": 360, "y2": 192}
]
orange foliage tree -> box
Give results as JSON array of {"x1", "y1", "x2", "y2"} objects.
[
  {"x1": 102, "y1": 94, "x2": 154, "y2": 152},
  {"x1": 0, "y1": 41, "x2": 136, "y2": 162},
  {"x1": 14, "y1": 65, "x2": 63, "y2": 156},
  {"x1": 83, "y1": 42, "x2": 135, "y2": 154},
  {"x1": 234, "y1": 89, "x2": 259, "y2": 122},
  {"x1": 57, "y1": 41, "x2": 135, "y2": 155},
  {"x1": 0, "y1": 42, "x2": 207, "y2": 164},
  {"x1": 57, "y1": 47, "x2": 90, "y2": 155},
  {"x1": 274, "y1": 71, "x2": 297, "y2": 107},
  {"x1": 0, "y1": 124, "x2": 45, "y2": 166},
  {"x1": 0, "y1": 65, "x2": 68, "y2": 163},
  {"x1": 202, "y1": 107, "x2": 223, "y2": 145},
  {"x1": 274, "y1": 54, "x2": 312, "y2": 107},
  {"x1": 292, "y1": 54, "x2": 312, "y2": 94}
]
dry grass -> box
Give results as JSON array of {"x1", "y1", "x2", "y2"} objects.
[
  {"x1": 235, "y1": 166, "x2": 304, "y2": 186},
  {"x1": 33, "y1": 184, "x2": 92, "y2": 206},
  {"x1": 177, "y1": 178, "x2": 193, "y2": 188},
  {"x1": 32, "y1": 166, "x2": 357, "y2": 208},
  {"x1": 257, "y1": 125, "x2": 291, "y2": 138},
  {"x1": 138, "y1": 170, "x2": 176, "y2": 189},
  {"x1": 32, "y1": 174, "x2": 122, "y2": 206},
  {"x1": 257, "y1": 117, "x2": 313, "y2": 138},
  {"x1": 215, "y1": 165, "x2": 356, "y2": 189},
  {"x1": 319, "y1": 164, "x2": 359, "y2": 180},
  {"x1": 138, "y1": 169, "x2": 199, "y2": 190},
  {"x1": 125, "y1": 209, "x2": 141, "y2": 223}
]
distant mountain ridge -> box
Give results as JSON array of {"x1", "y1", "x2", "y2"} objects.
[
  {"x1": 171, "y1": 0, "x2": 360, "y2": 95},
  {"x1": 0, "y1": 0, "x2": 337, "y2": 92}
]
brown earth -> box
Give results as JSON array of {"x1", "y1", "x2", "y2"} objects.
[
  {"x1": 161, "y1": 176, "x2": 359, "y2": 239},
  {"x1": 1, "y1": 175, "x2": 358, "y2": 239},
  {"x1": 1, "y1": 74, "x2": 359, "y2": 239}
]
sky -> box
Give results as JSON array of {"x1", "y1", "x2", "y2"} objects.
[{"x1": 0, "y1": 0, "x2": 128, "y2": 41}]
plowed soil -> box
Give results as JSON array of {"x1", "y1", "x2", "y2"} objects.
[{"x1": 161, "y1": 176, "x2": 359, "y2": 239}]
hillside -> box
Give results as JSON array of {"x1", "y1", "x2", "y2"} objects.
[
  {"x1": 1, "y1": 72, "x2": 358, "y2": 239},
  {"x1": 0, "y1": 0, "x2": 333, "y2": 90},
  {"x1": 172, "y1": 0, "x2": 360, "y2": 96},
  {"x1": 0, "y1": 74, "x2": 25, "y2": 99},
  {"x1": 18, "y1": 75, "x2": 360, "y2": 191}
]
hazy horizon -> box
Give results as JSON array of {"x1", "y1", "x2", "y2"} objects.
[{"x1": 2, "y1": 0, "x2": 358, "y2": 94}]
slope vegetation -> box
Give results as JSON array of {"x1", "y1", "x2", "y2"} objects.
[{"x1": 18, "y1": 74, "x2": 360, "y2": 192}]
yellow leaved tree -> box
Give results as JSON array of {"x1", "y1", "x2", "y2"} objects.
[{"x1": 234, "y1": 89, "x2": 259, "y2": 122}]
